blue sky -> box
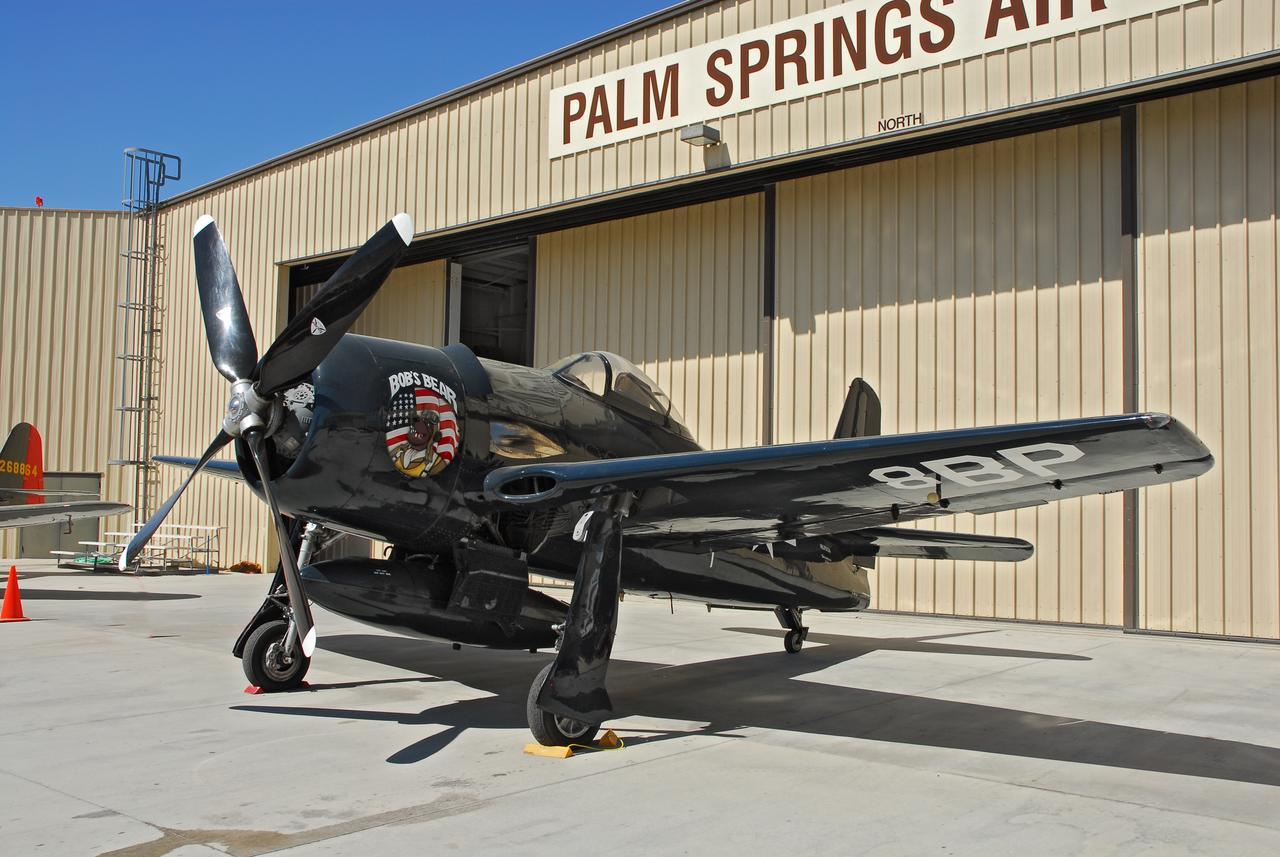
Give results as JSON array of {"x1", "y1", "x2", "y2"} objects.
[{"x1": 0, "y1": 1, "x2": 674, "y2": 211}]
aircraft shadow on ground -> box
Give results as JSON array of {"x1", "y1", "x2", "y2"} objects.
[
  {"x1": 233, "y1": 628, "x2": 1280, "y2": 787},
  {"x1": 17, "y1": 588, "x2": 200, "y2": 601}
]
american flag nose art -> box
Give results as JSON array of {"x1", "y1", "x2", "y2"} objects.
[{"x1": 385, "y1": 383, "x2": 459, "y2": 477}]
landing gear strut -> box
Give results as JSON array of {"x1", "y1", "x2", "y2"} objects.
[
  {"x1": 526, "y1": 493, "x2": 632, "y2": 746},
  {"x1": 775, "y1": 606, "x2": 808, "y2": 654},
  {"x1": 236, "y1": 520, "x2": 335, "y2": 690}
]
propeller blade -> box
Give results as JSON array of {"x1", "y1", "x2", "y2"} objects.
[
  {"x1": 254, "y1": 213, "x2": 413, "y2": 395},
  {"x1": 119, "y1": 430, "x2": 233, "y2": 570},
  {"x1": 193, "y1": 215, "x2": 258, "y2": 382},
  {"x1": 243, "y1": 430, "x2": 317, "y2": 657}
]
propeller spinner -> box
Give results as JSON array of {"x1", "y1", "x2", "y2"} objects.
[{"x1": 120, "y1": 212, "x2": 415, "y2": 658}]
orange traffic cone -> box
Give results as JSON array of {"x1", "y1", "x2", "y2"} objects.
[{"x1": 1, "y1": 566, "x2": 30, "y2": 622}]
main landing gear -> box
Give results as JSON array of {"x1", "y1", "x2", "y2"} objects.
[
  {"x1": 526, "y1": 493, "x2": 633, "y2": 746},
  {"x1": 775, "y1": 607, "x2": 809, "y2": 654},
  {"x1": 242, "y1": 619, "x2": 311, "y2": 691},
  {"x1": 237, "y1": 521, "x2": 329, "y2": 691},
  {"x1": 527, "y1": 662, "x2": 599, "y2": 746}
]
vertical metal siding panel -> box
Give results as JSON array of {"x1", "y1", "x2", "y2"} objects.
[
  {"x1": 1219, "y1": 84, "x2": 1254, "y2": 636},
  {"x1": 0, "y1": 208, "x2": 129, "y2": 556},
  {"x1": 1247, "y1": 78, "x2": 1280, "y2": 640},
  {"x1": 1076, "y1": 122, "x2": 1103, "y2": 624},
  {"x1": 1192, "y1": 89, "x2": 1228, "y2": 635},
  {"x1": 774, "y1": 120, "x2": 1123, "y2": 623},
  {"x1": 992, "y1": 137, "x2": 1018, "y2": 620},
  {"x1": 1139, "y1": 78, "x2": 1280, "y2": 639},
  {"x1": 477, "y1": 92, "x2": 493, "y2": 223},
  {"x1": 1056, "y1": 127, "x2": 1082, "y2": 624},
  {"x1": 952, "y1": 146, "x2": 978, "y2": 616},
  {"x1": 933, "y1": 149, "x2": 958, "y2": 616}
]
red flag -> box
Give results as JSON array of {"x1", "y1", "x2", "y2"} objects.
[{"x1": 34, "y1": 197, "x2": 43, "y2": 207}]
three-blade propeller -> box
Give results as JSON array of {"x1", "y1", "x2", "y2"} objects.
[{"x1": 120, "y1": 212, "x2": 414, "y2": 658}]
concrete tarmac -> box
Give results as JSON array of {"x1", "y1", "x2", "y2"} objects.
[{"x1": 1, "y1": 561, "x2": 1278, "y2": 857}]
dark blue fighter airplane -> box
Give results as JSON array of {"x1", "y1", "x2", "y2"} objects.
[{"x1": 122, "y1": 213, "x2": 1214, "y2": 747}]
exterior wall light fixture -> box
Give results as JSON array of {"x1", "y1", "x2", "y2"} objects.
[{"x1": 680, "y1": 123, "x2": 721, "y2": 147}]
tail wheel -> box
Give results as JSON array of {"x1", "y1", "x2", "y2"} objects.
[
  {"x1": 526, "y1": 663, "x2": 599, "y2": 746},
  {"x1": 242, "y1": 619, "x2": 310, "y2": 691}
]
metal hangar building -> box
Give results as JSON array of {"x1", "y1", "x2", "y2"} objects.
[{"x1": 3, "y1": 0, "x2": 1280, "y2": 642}]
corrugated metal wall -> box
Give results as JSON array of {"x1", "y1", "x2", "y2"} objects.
[
  {"x1": 534, "y1": 195, "x2": 764, "y2": 449},
  {"x1": 775, "y1": 122, "x2": 1127, "y2": 625},
  {"x1": 1138, "y1": 79, "x2": 1280, "y2": 639},
  {"x1": 0, "y1": 208, "x2": 128, "y2": 557},
  {"x1": 162, "y1": 1, "x2": 1272, "y2": 247},
  {"x1": 149, "y1": 0, "x2": 1274, "y2": 568}
]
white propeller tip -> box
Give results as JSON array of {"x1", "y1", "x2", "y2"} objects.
[
  {"x1": 392, "y1": 212, "x2": 413, "y2": 245},
  {"x1": 193, "y1": 214, "x2": 215, "y2": 237},
  {"x1": 301, "y1": 626, "x2": 317, "y2": 658},
  {"x1": 118, "y1": 552, "x2": 129, "y2": 572}
]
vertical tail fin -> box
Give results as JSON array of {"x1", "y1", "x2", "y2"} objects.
[
  {"x1": 0, "y1": 423, "x2": 44, "y2": 506},
  {"x1": 833, "y1": 379, "x2": 881, "y2": 440}
]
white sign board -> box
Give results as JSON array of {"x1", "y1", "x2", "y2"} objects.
[{"x1": 549, "y1": 0, "x2": 1186, "y2": 158}]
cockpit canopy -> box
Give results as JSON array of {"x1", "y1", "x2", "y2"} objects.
[{"x1": 547, "y1": 351, "x2": 693, "y2": 441}]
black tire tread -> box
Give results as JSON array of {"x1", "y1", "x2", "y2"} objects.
[
  {"x1": 241, "y1": 619, "x2": 310, "y2": 691},
  {"x1": 526, "y1": 663, "x2": 600, "y2": 747}
]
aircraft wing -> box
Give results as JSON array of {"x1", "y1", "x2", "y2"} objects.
[
  {"x1": 0, "y1": 500, "x2": 131, "y2": 529},
  {"x1": 483, "y1": 414, "x2": 1212, "y2": 550},
  {"x1": 154, "y1": 456, "x2": 245, "y2": 481}
]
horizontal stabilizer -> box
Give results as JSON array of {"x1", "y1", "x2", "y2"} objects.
[{"x1": 834, "y1": 527, "x2": 1034, "y2": 563}]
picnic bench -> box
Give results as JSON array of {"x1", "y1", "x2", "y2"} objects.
[{"x1": 52, "y1": 524, "x2": 224, "y2": 574}]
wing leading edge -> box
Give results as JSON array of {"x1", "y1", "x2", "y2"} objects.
[
  {"x1": 154, "y1": 456, "x2": 244, "y2": 481},
  {"x1": 484, "y1": 413, "x2": 1212, "y2": 550}
]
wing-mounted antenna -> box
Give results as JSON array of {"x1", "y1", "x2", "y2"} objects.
[{"x1": 833, "y1": 378, "x2": 881, "y2": 440}]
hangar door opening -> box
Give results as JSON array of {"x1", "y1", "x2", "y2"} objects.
[
  {"x1": 774, "y1": 120, "x2": 1127, "y2": 626},
  {"x1": 532, "y1": 196, "x2": 765, "y2": 450},
  {"x1": 291, "y1": 259, "x2": 447, "y2": 345},
  {"x1": 448, "y1": 244, "x2": 533, "y2": 365}
]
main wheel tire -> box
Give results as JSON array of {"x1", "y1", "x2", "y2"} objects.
[
  {"x1": 784, "y1": 628, "x2": 804, "y2": 654},
  {"x1": 526, "y1": 663, "x2": 600, "y2": 747},
  {"x1": 242, "y1": 619, "x2": 311, "y2": 692}
]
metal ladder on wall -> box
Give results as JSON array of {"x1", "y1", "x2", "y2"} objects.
[{"x1": 110, "y1": 148, "x2": 181, "y2": 530}]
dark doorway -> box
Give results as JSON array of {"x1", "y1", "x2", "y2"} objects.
[
  {"x1": 450, "y1": 243, "x2": 532, "y2": 365},
  {"x1": 18, "y1": 473, "x2": 104, "y2": 559}
]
